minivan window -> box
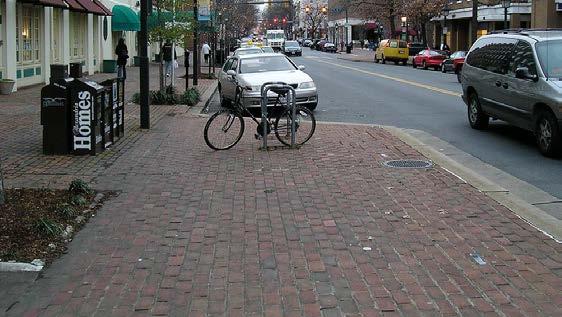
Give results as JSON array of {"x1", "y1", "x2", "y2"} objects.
[
  {"x1": 398, "y1": 41, "x2": 407, "y2": 48},
  {"x1": 466, "y1": 37, "x2": 516, "y2": 75},
  {"x1": 389, "y1": 41, "x2": 398, "y2": 48},
  {"x1": 536, "y1": 40, "x2": 562, "y2": 79},
  {"x1": 509, "y1": 41, "x2": 537, "y2": 77}
]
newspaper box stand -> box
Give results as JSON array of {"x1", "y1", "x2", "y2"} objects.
[
  {"x1": 68, "y1": 79, "x2": 105, "y2": 155},
  {"x1": 40, "y1": 78, "x2": 73, "y2": 154},
  {"x1": 100, "y1": 78, "x2": 125, "y2": 141},
  {"x1": 101, "y1": 86, "x2": 114, "y2": 149},
  {"x1": 116, "y1": 78, "x2": 125, "y2": 136}
]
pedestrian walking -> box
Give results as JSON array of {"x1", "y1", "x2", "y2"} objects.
[
  {"x1": 115, "y1": 38, "x2": 129, "y2": 80},
  {"x1": 340, "y1": 40, "x2": 344, "y2": 52},
  {"x1": 161, "y1": 40, "x2": 176, "y2": 83},
  {"x1": 202, "y1": 42, "x2": 211, "y2": 64},
  {"x1": 360, "y1": 39, "x2": 365, "y2": 49}
]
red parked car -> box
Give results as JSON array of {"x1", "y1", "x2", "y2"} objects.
[{"x1": 412, "y1": 49, "x2": 448, "y2": 71}]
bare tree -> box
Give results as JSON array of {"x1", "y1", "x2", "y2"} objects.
[
  {"x1": 217, "y1": 1, "x2": 259, "y2": 39},
  {"x1": 351, "y1": 0, "x2": 404, "y2": 37},
  {"x1": 403, "y1": 0, "x2": 447, "y2": 45},
  {"x1": 302, "y1": 2, "x2": 328, "y2": 39}
]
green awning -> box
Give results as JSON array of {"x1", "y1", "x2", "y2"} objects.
[{"x1": 112, "y1": 5, "x2": 140, "y2": 31}]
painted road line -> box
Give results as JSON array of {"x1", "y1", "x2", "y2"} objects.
[{"x1": 304, "y1": 56, "x2": 462, "y2": 97}]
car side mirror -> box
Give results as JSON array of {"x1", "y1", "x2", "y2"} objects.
[
  {"x1": 298, "y1": 65, "x2": 306, "y2": 71},
  {"x1": 226, "y1": 70, "x2": 236, "y2": 77},
  {"x1": 515, "y1": 67, "x2": 538, "y2": 82}
]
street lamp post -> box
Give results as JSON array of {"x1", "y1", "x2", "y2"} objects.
[
  {"x1": 139, "y1": 0, "x2": 149, "y2": 129},
  {"x1": 442, "y1": 4, "x2": 450, "y2": 49},
  {"x1": 502, "y1": 0, "x2": 511, "y2": 30}
]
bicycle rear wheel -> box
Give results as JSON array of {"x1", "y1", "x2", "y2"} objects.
[
  {"x1": 274, "y1": 106, "x2": 316, "y2": 146},
  {"x1": 204, "y1": 109, "x2": 245, "y2": 150}
]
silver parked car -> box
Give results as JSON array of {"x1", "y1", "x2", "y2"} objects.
[
  {"x1": 218, "y1": 53, "x2": 318, "y2": 110},
  {"x1": 461, "y1": 30, "x2": 562, "y2": 157}
]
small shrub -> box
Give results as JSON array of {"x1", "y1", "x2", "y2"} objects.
[
  {"x1": 180, "y1": 88, "x2": 201, "y2": 106},
  {"x1": 131, "y1": 88, "x2": 199, "y2": 106},
  {"x1": 35, "y1": 218, "x2": 64, "y2": 237},
  {"x1": 70, "y1": 195, "x2": 88, "y2": 206},
  {"x1": 69, "y1": 179, "x2": 92, "y2": 196}
]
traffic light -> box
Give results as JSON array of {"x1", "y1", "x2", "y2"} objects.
[
  {"x1": 273, "y1": 16, "x2": 278, "y2": 24},
  {"x1": 282, "y1": 17, "x2": 287, "y2": 24}
]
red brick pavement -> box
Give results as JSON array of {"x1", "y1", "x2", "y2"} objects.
[{"x1": 1, "y1": 110, "x2": 561, "y2": 316}]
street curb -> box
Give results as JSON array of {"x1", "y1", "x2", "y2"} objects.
[
  {"x1": 189, "y1": 81, "x2": 218, "y2": 116},
  {"x1": 384, "y1": 126, "x2": 562, "y2": 243},
  {"x1": 0, "y1": 261, "x2": 43, "y2": 272}
]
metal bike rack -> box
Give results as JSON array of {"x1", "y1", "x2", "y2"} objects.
[{"x1": 260, "y1": 82, "x2": 297, "y2": 150}]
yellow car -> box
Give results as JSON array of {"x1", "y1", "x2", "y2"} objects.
[{"x1": 374, "y1": 39, "x2": 409, "y2": 65}]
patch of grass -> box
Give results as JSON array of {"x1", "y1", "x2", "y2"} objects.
[
  {"x1": 69, "y1": 179, "x2": 92, "y2": 196},
  {"x1": 35, "y1": 218, "x2": 64, "y2": 237},
  {"x1": 55, "y1": 203, "x2": 76, "y2": 219},
  {"x1": 70, "y1": 195, "x2": 88, "y2": 206}
]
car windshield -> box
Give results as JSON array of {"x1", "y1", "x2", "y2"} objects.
[
  {"x1": 262, "y1": 47, "x2": 274, "y2": 52},
  {"x1": 285, "y1": 41, "x2": 299, "y2": 47},
  {"x1": 239, "y1": 56, "x2": 296, "y2": 74},
  {"x1": 536, "y1": 40, "x2": 562, "y2": 79},
  {"x1": 237, "y1": 49, "x2": 262, "y2": 55},
  {"x1": 429, "y1": 50, "x2": 442, "y2": 56},
  {"x1": 269, "y1": 33, "x2": 284, "y2": 39}
]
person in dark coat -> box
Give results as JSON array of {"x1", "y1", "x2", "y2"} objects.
[
  {"x1": 161, "y1": 40, "x2": 177, "y2": 85},
  {"x1": 115, "y1": 38, "x2": 129, "y2": 79}
]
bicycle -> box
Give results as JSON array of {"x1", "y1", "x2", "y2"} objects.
[{"x1": 204, "y1": 82, "x2": 316, "y2": 150}]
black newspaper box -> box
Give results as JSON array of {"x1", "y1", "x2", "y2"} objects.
[
  {"x1": 40, "y1": 78, "x2": 73, "y2": 155},
  {"x1": 68, "y1": 79, "x2": 105, "y2": 155}
]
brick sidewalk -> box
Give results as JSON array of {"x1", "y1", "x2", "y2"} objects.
[
  {"x1": 2, "y1": 110, "x2": 561, "y2": 316},
  {"x1": 0, "y1": 64, "x2": 216, "y2": 189}
]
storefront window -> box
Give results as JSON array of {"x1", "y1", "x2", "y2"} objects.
[
  {"x1": 70, "y1": 12, "x2": 86, "y2": 60},
  {"x1": 15, "y1": 4, "x2": 41, "y2": 65},
  {"x1": 52, "y1": 9, "x2": 61, "y2": 63}
]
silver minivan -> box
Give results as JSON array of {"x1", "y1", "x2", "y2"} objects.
[{"x1": 461, "y1": 30, "x2": 562, "y2": 157}]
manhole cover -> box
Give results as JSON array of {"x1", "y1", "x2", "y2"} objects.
[{"x1": 383, "y1": 159, "x2": 433, "y2": 169}]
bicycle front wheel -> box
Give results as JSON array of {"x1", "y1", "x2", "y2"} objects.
[
  {"x1": 274, "y1": 106, "x2": 316, "y2": 146},
  {"x1": 204, "y1": 109, "x2": 245, "y2": 150}
]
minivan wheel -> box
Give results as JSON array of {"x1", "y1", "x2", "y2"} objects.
[
  {"x1": 468, "y1": 93, "x2": 489, "y2": 130},
  {"x1": 535, "y1": 111, "x2": 561, "y2": 157}
]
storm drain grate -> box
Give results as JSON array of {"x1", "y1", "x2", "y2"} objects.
[{"x1": 383, "y1": 159, "x2": 433, "y2": 169}]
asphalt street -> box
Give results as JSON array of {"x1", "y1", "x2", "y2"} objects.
[{"x1": 289, "y1": 49, "x2": 562, "y2": 204}]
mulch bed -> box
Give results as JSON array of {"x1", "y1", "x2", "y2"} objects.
[{"x1": 0, "y1": 186, "x2": 110, "y2": 265}]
